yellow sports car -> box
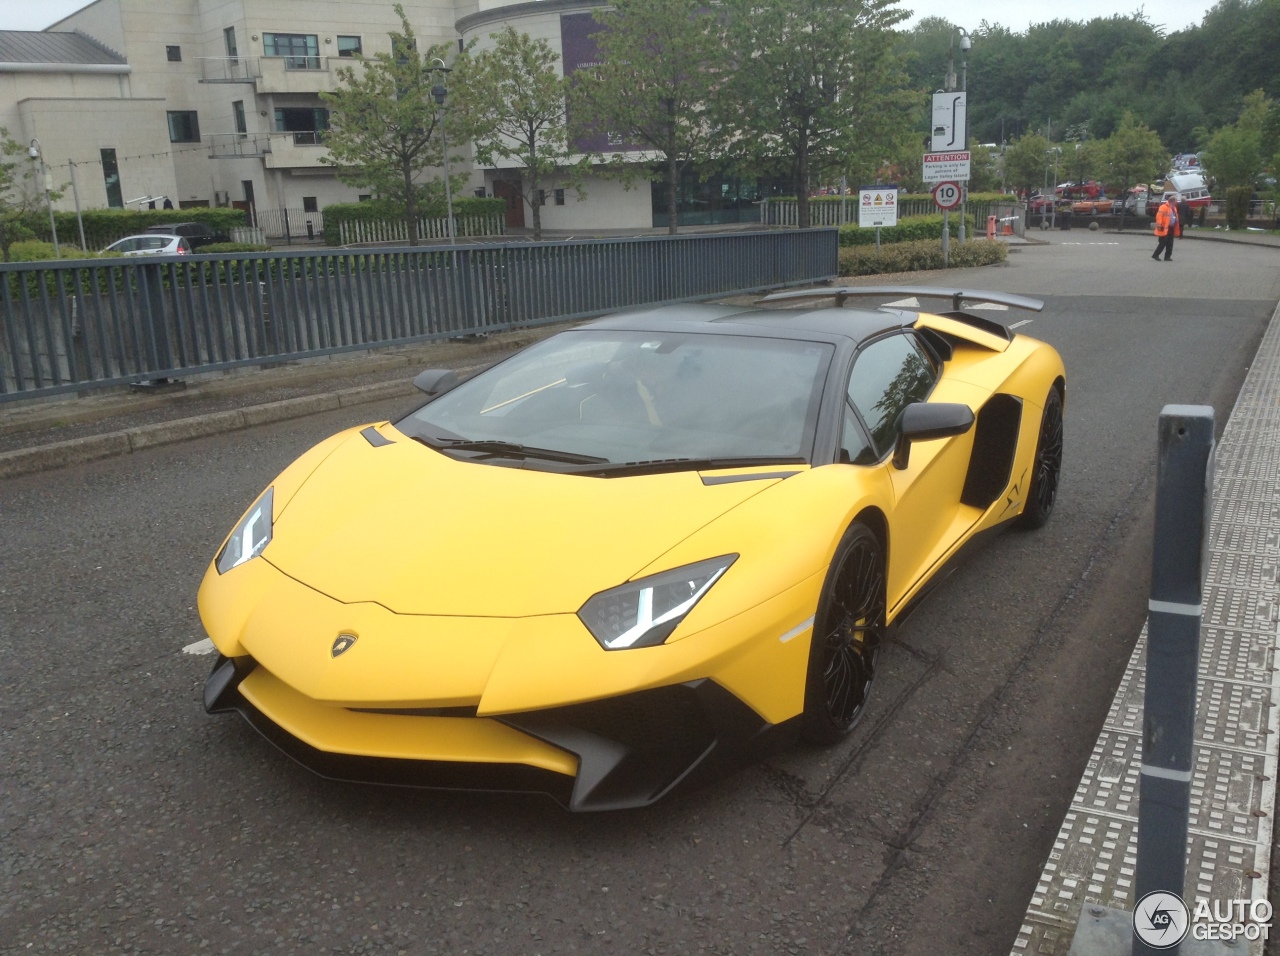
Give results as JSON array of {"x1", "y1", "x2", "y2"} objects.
[{"x1": 200, "y1": 286, "x2": 1065, "y2": 811}]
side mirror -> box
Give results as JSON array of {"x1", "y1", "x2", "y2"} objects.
[
  {"x1": 412, "y1": 368, "x2": 459, "y2": 396},
  {"x1": 892, "y1": 402, "x2": 974, "y2": 470}
]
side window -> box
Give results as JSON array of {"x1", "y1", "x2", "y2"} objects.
[
  {"x1": 846, "y1": 333, "x2": 938, "y2": 458},
  {"x1": 840, "y1": 403, "x2": 874, "y2": 464}
]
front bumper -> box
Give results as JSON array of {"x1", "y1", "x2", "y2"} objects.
[{"x1": 206, "y1": 654, "x2": 798, "y2": 811}]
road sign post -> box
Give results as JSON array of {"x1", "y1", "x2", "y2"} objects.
[
  {"x1": 859, "y1": 186, "x2": 898, "y2": 251},
  {"x1": 933, "y1": 182, "x2": 962, "y2": 265}
]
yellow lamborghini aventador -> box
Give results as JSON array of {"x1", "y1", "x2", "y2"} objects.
[{"x1": 199, "y1": 286, "x2": 1065, "y2": 811}]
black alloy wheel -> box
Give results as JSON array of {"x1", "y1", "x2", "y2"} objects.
[
  {"x1": 1016, "y1": 386, "x2": 1064, "y2": 529},
  {"x1": 802, "y1": 522, "x2": 885, "y2": 744}
]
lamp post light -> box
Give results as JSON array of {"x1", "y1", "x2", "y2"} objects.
[
  {"x1": 28, "y1": 138, "x2": 60, "y2": 258},
  {"x1": 430, "y1": 58, "x2": 456, "y2": 247}
]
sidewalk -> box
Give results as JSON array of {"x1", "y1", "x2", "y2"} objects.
[{"x1": 1011, "y1": 296, "x2": 1280, "y2": 955}]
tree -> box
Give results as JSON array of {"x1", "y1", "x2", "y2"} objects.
[
  {"x1": 321, "y1": 6, "x2": 476, "y2": 245},
  {"x1": 1002, "y1": 133, "x2": 1051, "y2": 195},
  {"x1": 1097, "y1": 112, "x2": 1168, "y2": 229},
  {"x1": 468, "y1": 27, "x2": 590, "y2": 240},
  {"x1": 717, "y1": 0, "x2": 913, "y2": 228},
  {"x1": 1201, "y1": 92, "x2": 1269, "y2": 189},
  {"x1": 569, "y1": 0, "x2": 723, "y2": 235},
  {"x1": 0, "y1": 128, "x2": 46, "y2": 261}
]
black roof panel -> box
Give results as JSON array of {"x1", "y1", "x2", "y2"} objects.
[{"x1": 583, "y1": 303, "x2": 913, "y2": 344}]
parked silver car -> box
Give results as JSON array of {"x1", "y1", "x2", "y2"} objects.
[{"x1": 102, "y1": 234, "x2": 192, "y2": 257}]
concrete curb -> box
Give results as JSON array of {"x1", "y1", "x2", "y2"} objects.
[{"x1": 0, "y1": 379, "x2": 414, "y2": 480}]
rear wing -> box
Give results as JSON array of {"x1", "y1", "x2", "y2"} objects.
[
  {"x1": 759, "y1": 286, "x2": 1044, "y2": 352},
  {"x1": 759, "y1": 285, "x2": 1045, "y2": 315}
]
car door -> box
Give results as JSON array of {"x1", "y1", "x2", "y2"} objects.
[{"x1": 842, "y1": 331, "x2": 978, "y2": 615}]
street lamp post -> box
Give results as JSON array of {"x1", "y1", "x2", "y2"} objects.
[
  {"x1": 957, "y1": 28, "x2": 970, "y2": 242},
  {"x1": 28, "y1": 139, "x2": 60, "y2": 258},
  {"x1": 430, "y1": 58, "x2": 456, "y2": 247}
]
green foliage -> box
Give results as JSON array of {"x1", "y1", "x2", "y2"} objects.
[
  {"x1": 1098, "y1": 113, "x2": 1169, "y2": 196},
  {"x1": 321, "y1": 197, "x2": 505, "y2": 245},
  {"x1": 6, "y1": 240, "x2": 100, "y2": 262},
  {"x1": 895, "y1": 4, "x2": 1280, "y2": 156},
  {"x1": 1225, "y1": 185, "x2": 1252, "y2": 229},
  {"x1": 1203, "y1": 117, "x2": 1265, "y2": 188},
  {"x1": 468, "y1": 27, "x2": 589, "y2": 240},
  {"x1": 0, "y1": 126, "x2": 52, "y2": 261},
  {"x1": 715, "y1": 0, "x2": 913, "y2": 228},
  {"x1": 838, "y1": 237, "x2": 1007, "y2": 275},
  {"x1": 569, "y1": 0, "x2": 724, "y2": 235},
  {"x1": 199, "y1": 242, "x2": 272, "y2": 254},
  {"x1": 838, "y1": 214, "x2": 977, "y2": 246},
  {"x1": 37, "y1": 207, "x2": 248, "y2": 250},
  {"x1": 320, "y1": 5, "x2": 482, "y2": 244},
  {"x1": 1003, "y1": 134, "x2": 1051, "y2": 195}
]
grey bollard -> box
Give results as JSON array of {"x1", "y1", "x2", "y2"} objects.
[{"x1": 1132, "y1": 405, "x2": 1214, "y2": 956}]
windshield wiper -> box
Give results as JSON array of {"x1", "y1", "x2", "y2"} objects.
[
  {"x1": 413, "y1": 436, "x2": 608, "y2": 465},
  {"x1": 571, "y1": 456, "x2": 808, "y2": 477}
]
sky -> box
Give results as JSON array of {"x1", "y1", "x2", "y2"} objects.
[{"x1": 0, "y1": 0, "x2": 1219, "y2": 34}]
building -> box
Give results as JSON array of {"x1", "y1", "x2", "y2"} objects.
[{"x1": 2, "y1": 0, "x2": 763, "y2": 235}]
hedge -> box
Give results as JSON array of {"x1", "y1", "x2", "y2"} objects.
[
  {"x1": 838, "y1": 213, "x2": 977, "y2": 246},
  {"x1": 1225, "y1": 186, "x2": 1251, "y2": 231},
  {"x1": 28, "y1": 208, "x2": 249, "y2": 252},
  {"x1": 838, "y1": 238, "x2": 1007, "y2": 276},
  {"x1": 322, "y1": 197, "x2": 507, "y2": 245},
  {"x1": 199, "y1": 242, "x2": 273, "y2": 254}
]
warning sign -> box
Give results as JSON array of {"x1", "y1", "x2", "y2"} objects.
[{"x1": 858, "y1": 186, "x2": 899, "y2": 228}]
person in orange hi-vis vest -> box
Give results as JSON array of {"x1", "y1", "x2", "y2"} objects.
[{"x1": 1152, "y1": 194, "x2": 1178, "y2": 262}]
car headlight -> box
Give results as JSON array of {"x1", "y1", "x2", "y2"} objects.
[
  {"x1": 577, "y1": 555, "x2": 737, "y2": 650},
  {"x1": 215, "y1": 487, "x2": 274, "y2": 574}
]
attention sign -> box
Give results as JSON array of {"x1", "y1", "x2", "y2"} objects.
[{"x1": 922, "y1": 151, "x2": 971, "y2": 183}]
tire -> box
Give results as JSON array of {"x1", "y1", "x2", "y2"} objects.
[
  {"x1": 1016, "y1": 387, "x2": 1064, "y2": 529},
  {"x1": 801, "y1": 522, "x2": 885, "y2": 744}
]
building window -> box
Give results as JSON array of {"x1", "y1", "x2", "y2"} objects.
[
  {"x1": 302, "y1": 196, "x2": 319, "y2": 213},
  {"x1": 337, "y1": 36, "x2": 361, "y2": 57},
  {"x1": 166, "y1": 45, "x2": 182, "y2": 62},
  {"x1": 233, "y1": 101, "x2": 247, "y2": 135},
  {"x1": 263, "y1": 32, "x2": 320, "y2": 70},
  {"x1": 358, "y1": 194, "x2": 372, "y2": 202},
  {"x1": 101, "y1": 148, "x2": 122, "y2": 208},
  {"x1": 167, "y1": 110, "x2": 201, "y2": 143},
  {"x1": 224, "y1": 27, "x2": 238, "y2": 61},
  {"x1": 275, "y1": 107, "x2": 328, "y2": 145},
  {"x1": 555, "y1": 188, "x2": 566, "y2": 206}
]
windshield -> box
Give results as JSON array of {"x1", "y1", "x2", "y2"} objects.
[{"x1": 396, "y1": 329, "x2": 833, "y2": 470}]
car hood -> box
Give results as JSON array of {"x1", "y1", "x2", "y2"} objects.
[{"x1": 265, "y1": 425, "x2": 779, "y2": 616}]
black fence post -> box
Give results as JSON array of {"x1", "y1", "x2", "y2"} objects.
[{"x1": 1132, "y1": 404, "x2": 1214, "y2": 956}]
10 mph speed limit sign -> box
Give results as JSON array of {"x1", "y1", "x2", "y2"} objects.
[{"x1": 933, "y1": 181, "x2": 962, "y2": 210}]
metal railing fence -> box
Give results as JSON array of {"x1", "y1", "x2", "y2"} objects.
[
  {"x1": 0, "y1": 230, "x2": 838, "y2": 402},
  {"x1": 760, "y1": 197, "x2": 994, "y2": 227},
  {"x1": 338, "y1": 215, "x2": 506, "y2": 245}
]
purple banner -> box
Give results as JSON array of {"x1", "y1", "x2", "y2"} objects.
[{"x1": 561, "y1": 12, "x2": 641, "y2": 153}]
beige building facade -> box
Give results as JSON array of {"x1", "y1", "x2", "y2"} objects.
[{"x1": 1, "y1": 0, "x2": 668, "y2": 237}]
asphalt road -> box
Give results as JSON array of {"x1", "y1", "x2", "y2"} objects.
[{"x1": 2, "y1": 231, "x2": 1279, "y2": 955}]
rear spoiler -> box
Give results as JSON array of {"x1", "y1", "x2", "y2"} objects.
[{"x1": 760, "y1": 285, "x2": 1045, "y2": 314}]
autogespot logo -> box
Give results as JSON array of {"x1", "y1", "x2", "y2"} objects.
[{"x1": 1133, "y1": 891, "x2": 1190, "y2": 949}]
